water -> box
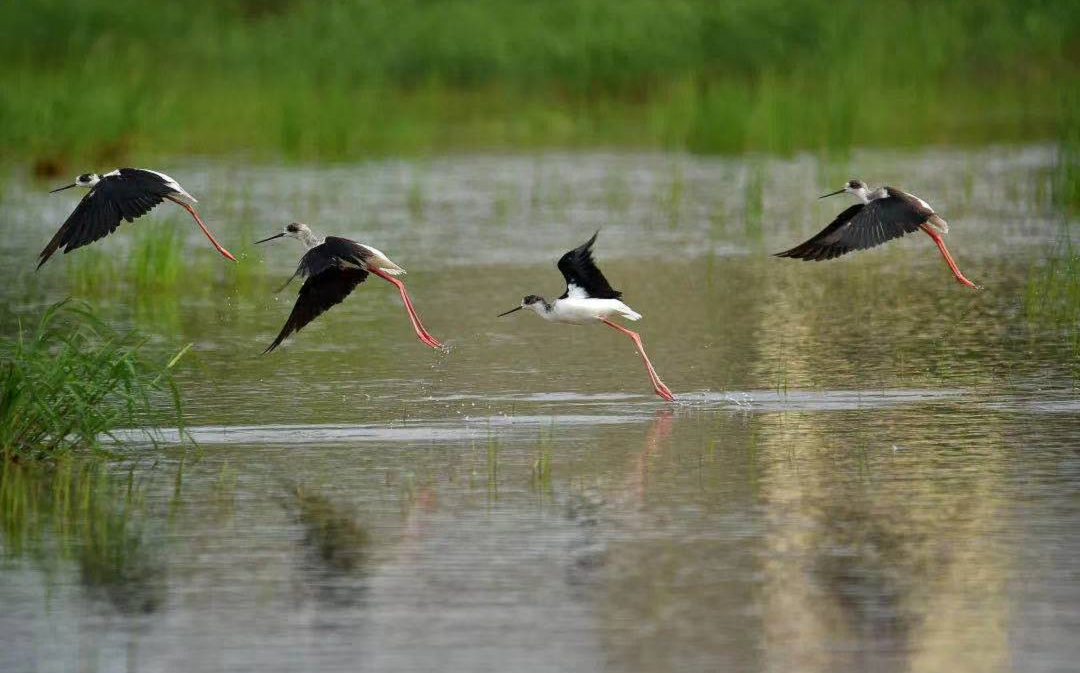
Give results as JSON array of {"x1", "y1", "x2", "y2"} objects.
[{"x1": 1, "y1": 146, "x2": 1078, "y2": 672}]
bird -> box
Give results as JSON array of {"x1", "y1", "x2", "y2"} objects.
[
  {"x1": 498, "y1": 231, "x2": 675, "y2": 402},
  {"x1": 775, "y1": 179, "x2": 979, "y2": 289},
  {"x1": 39, "y1": 168, "x2": 236, "y2": 269},
  {"x1": 256, "y1": 222, "x2": 442, "y2": 353}
]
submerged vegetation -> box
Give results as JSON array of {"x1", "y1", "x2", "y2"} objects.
[
  {"x1": 0, "y1": 301, "x2": 190, "y2": 461},
  {"x1": 1, "y1": 0, "x2": 1076, "y2": 162}
]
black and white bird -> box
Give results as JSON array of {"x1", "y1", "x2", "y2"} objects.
[
  {"x1": 256, "y1": 223, "x2": 442, "y2": 353},
  {"x1": 775, "y1": 179, "x2": 979, "y2": 289},
  {"x1": 40, "y1": 168, "x2": 236, "y2": 269},
  {"x1": 498, "y1": 231, "x2": 675, "y2": 402}
]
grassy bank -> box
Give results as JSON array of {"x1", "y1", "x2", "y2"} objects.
[
  {"x1": 0, "y1": 301, "x2": 189, "y2": 461},
  {"x1": 1, "y1": 0, "x2": 1077, "y2": 164}
]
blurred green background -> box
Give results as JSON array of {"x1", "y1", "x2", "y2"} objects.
[{"x1": 1, "y1": 0, "x2": 1077, "y2": 165}]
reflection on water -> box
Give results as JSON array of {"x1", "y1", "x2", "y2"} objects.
[
  {"x1": 0, "y1": 461, "x2": 166, "y2": 615},
  {"x1": 1, "y1": 146, "x2": 1079, "y2": 672}
]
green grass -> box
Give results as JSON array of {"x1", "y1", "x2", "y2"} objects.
[
  {"x1": 0, "y1": 0, "x2": 1076, "y2": 163},
  {"x1": 0, "y1": 300, "x2": 190, "y2": 461},
  {"x1": 1025, "y1": 236, "x2": 1080, "y2": 376},
  {"x1": 69, "y1": 225, "x2": 184, "y2": 293},
  {"x1": 1056, "y1": 89, "x2": 1080, "y2": 213},
  {"x1": 1026, "y1": 240, "x2": 1080, "y2": 325}
]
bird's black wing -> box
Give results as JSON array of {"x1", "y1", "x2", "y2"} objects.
[
  {"x1": 264, "y1": 266, "x2": 369, "y2": 353},
  {"x1": 310, "y1": 237, "x2": 371, "y2": 270},
  {"x1": 276, "y1": 237, "x2": 370, "y2": 292},
  {"x1": 556, "y1": 231, "x2": 621, "y2": 299},
  {"x1": 774, "y1": 197, "x2": 927, "y2": 261},
  {"x1": 111, "y1": 168, "x2": 178, "y2": 221},
  {"x1": 37, "y1": 170, "x2": 177, "y2": 268}
]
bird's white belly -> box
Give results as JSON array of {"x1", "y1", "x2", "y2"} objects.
[{"x1": 549, "y1": 298, "x2": 641, "y2": 324}]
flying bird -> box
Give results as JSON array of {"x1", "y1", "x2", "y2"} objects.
[
  {"x1": 775, "y1": 179, "x2": 979, "y2": 289},
  {"x1": 257, "y1": 223, "x2": 442, "y2": 353},
  {"x1": 39, "y1": 168, "x2": 236, "y2": 268},
  {"x1": 498, "y1": 231, "x2": 675, "y2": 402}
]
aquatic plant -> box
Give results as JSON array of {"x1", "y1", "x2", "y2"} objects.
[
  {"x1": 1025, "y1": 236, "x2": 1080, "y2": 378},
  {"x1": 1056, "y1": 89, "x2": 1080, "y2": 214},
  {"x1": 127, "y1": 223, "x2": 184, "y2": 289},
  {"x1": 1026, "y1": 239, "x2": 1080, "y2": 325},
  {"x1": 0, "y1": 300, "x2": 190, "y2": 461}
]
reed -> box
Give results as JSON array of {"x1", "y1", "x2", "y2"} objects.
[{"x1": 0, "y1": 300, "x2": 190, "y2": 461}]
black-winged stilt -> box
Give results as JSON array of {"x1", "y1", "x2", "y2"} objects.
[
  {"x1": 775, "y1": 179, "x2": 980, "y2": 289},
  {"x1": 39, "y1": 168, "x2": 236, "y2": 268},
  {"x1": 256, "y1": 222, "x2": 442, "y2": 353},
  {"x1": 498, "y1": 231, "x2": 675, "y2": 402}
]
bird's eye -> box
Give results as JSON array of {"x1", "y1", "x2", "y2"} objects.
[
  {"x1": 286, "y1": 224, "x2": 298, "y2": 233},
  {"x1": 78, "y1": 174, "x2": 92, "y2": 183}
]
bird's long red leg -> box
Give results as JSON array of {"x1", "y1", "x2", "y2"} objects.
[
  {"x1": 919, "y1": 224, "x2": 979, "y2": 289},
  {"x1": 600, "y1": 318, "x2": 675, "y2": 402},
  {"x1": 165, "y1": 196, "x2": 237, "y2": 262},
  {"x1": 367, "y1": 267, "x2": 443, "y2": 349}
]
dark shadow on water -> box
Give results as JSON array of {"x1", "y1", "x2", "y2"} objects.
[{"x1": 282, "y1": 482, "x2": 371, "y2": 609}]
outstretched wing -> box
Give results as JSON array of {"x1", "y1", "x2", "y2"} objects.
[
  {"x1": 275, "y1": 236, "x2": 371, "y2": 292},
  {"x1": 37, "y1": 169, "x2": 180, "y2": 268},
  {"x1": 556, "y1": 231, "x2": 622, "y2": 299},
  {"x1": 774, "y1": 196, "x2": 928, "y2": 262},
  {"x1": 264, "y1": 267, "x2": 369, "y2": 353}
]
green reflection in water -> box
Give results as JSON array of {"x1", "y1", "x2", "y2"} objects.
[{"x1": 0, "y1": 459, "x2": 165, "y2": 614}]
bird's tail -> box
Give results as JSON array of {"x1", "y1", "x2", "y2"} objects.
[
  {"x1": 926, "y1": 214, "x2": 948, "y2": 234},
  {"x1": 362, "y1": 246, "x2": 407, "y2": 275},
  {"x1": 617, "y1": 303, "x2": 642, "y2": 321},
  {"x1": 378, "y1": 264, "x2": 406, "y2": 276}
]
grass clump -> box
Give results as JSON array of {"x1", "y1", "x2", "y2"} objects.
[
  {"x1": 1026, "y1": 240, "x2": 1080, "y2": 327},
  {"x1": 1025, "y1": 238, "x2": 1080, "y2": 377},
  {"x1": 0, "y1": 300, "x2": 190, "y2": 461},
  {"x1": 1056, "y1": 90, "x2": 1080, "y2": 214}
]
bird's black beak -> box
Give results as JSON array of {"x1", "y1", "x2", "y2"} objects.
[
  {"x1": 49, "y1": 183, "x2": 77, "y2": 193},
  {"x1": 818, "y1": 189, "x2": 845, "y2": 199},
  {"x1": 497, "y1": 306, "x2": 524, "y2": 317},
  {"x1": 255, "y1": 233, "x2": 286, "y2": 245}
]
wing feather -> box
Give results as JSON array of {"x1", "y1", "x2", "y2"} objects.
[
  {"x1": 264, "y1": 267, "x2": 369, "y2": 353},
  {"x1": 37, "y1": 168, "x2": 182, "y2": 268},
  {"x1": 556, "y1": 231, "x2": 622, "y2": 300},
  {"x1": 774, "y1": 197, "x2": 928, "y2": 262}
]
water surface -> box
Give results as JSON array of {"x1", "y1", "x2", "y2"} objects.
[{"x1": 1, "y1": 146, "x2": 1078, "y2": 672}]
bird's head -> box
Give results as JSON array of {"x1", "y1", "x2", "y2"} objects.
[
  {"x1": 256, "y1": 222, "x2": 313, "y2": 245},
  {"x1": 820, "y1": 179, "x2": 869, "y2": 202},
  {"x1": 498, "y1": 294, "x2": 547, "y2": 317},
  {"x1": 50, "y1": 173, "x2": 100, "y2": 193}
]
